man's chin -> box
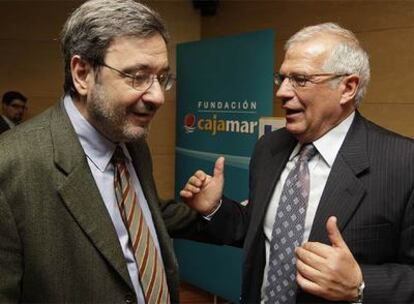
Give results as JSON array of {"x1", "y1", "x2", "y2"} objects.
[
  {"x1": 121, "y1": 126, "x2": 149, "y2": 142},
  {"x1": 286, "y1": 123, "x2": 303, "y2": 135}
]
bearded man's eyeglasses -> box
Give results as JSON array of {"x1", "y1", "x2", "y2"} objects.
[{"x1": 101, "y1": 63, "x2": 176, "y2": 92}]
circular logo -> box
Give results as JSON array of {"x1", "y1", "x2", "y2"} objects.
[
  {"x1": 184, "y1": 113, "x2": 195, "y2": 127},
  {"x1": 184, "y1": 113, "x2": 196, "y2": 133}
]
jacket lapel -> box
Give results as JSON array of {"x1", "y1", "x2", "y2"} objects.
[
  {"x1": 245, "y1": 133, "x2": 297, "y2": 247},
  {"x1": 51, "y1": 102, "x2": 133, "y2": 290},
  {"x1": 309, "y1": 113, "x2": 369, "y2": 243}
]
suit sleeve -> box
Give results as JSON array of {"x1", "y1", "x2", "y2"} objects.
[
  {"x1": 199, "y1": 196, "x2": 249, "y2": 247},
  {"x1": 361, "y1": 186, "x2": 414, "y2": 303},
  {"x1": 197, "y1": 138, "x2": 263, "y2": 247},
  {"x1": 159, "y1": 198, "x2": 204, "y2": 238},
  {"x1": 0, "y1": 189, "x2": 22, "y2": 303}
]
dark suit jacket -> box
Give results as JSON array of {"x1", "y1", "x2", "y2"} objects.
[
  {"x1": 205, "y1": 112, "x2": 414, "y2": 303},
  {"x1": 0, "y1": 115, "x2": 11, "y2": 135},
  {"x1": 0, "y1": 102, "x2": 200, "y2": 303}
]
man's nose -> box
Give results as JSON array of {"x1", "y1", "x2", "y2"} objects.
[
  {"x1": 276, "y1": 78, "x2": 295, "y2": 99},
  {"x1": 142, "y1": 78, "x2": 165, "y2": 108}
]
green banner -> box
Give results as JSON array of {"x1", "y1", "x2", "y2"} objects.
[{"x1": 175, "y1": 29, "x2": 274, "y2": 302}]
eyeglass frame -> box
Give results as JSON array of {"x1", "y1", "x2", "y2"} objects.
[
  {"x1": 100, "y1": 62, "x2": 176, "y2": 92},
  {"x1": 274, "y1": 72, "x2": 350, "y2": 88}
]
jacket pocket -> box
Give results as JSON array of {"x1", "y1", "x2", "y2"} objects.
[{"x1": 343, "y1": 223, "x2": 396, "y2": 263}]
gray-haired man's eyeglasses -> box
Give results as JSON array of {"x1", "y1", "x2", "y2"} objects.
[
  {"x1": 101, "y1": 63, "x2": 176, "y2": 92},
  {"x1": 274, "y1": 72, "x2": 349, "y2": 88}
]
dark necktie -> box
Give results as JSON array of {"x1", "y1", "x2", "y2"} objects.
[
  {"x1": 112, "y1": 146, "x2": 170, "y2": 304},
  {"x1": 263, "y1": 144, "x2": 317, "y2": 304}
]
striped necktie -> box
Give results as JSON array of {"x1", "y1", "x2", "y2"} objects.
[{"x1": 112, "y1": 146, "x2": 170, "y2": 304}]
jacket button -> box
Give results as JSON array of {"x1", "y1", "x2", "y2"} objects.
[{"x1": 124, "y1": 294, "x2": 135, "y2": 304}]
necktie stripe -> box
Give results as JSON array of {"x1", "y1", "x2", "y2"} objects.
[
  {"x1": 117, "y1": 180, "x2": 130, "y2": 213},
  {"x1": 151, "y1": 272, "x2": 163, "y2": 303},
  {"x1": 117, "y1": 194, "x2": 125, "y2": 214},
  {"x1": 119, "y1": 201, "x2": 125, "y2": 214},
  {"x1": 132, "y1": 211, "x2": 144, "y2": 252},
  {"x1": 139, "y1": 233, "x2": 151, "y2": 274},
  {"x1": 112, "y1": 146, "x2": 170, "y2": 303},
  {"x1": 126, "y1": 193, "x2": 137, "y2": 227},
  {"x1": 122, "y1": 181, "x2": 131, "y2": 202},
  {"x1": 156, "y1": 276, "x2": 164, "y2": 303},
  {"x1": 119, "y1": 165, "x2": 128, "y2": 184},
  {"x1": 145, "y1": 250, "x2": 158, "y2": 302}
]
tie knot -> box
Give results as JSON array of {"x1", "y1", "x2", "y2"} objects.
[
  {"x1": 299, "y1": 144, "x2": 317, "y2": 162},
  {"x1": 112, "y1": 146, "x2": 126, "y2": 164}
]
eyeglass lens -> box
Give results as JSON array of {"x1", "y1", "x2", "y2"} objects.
[{"x1": 133, "y1": 73, "x2": 174, "y2": 92}]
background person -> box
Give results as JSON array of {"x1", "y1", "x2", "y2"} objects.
[{"x1": 0, "y1": 91, "x2": 27, "y2": 134}]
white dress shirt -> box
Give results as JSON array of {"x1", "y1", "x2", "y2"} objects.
[
  {"x1": 64, "y1": 95, "x2": 163, "y2": 303},
  {"x1": 260, "y1": 112, "x2": 355, "y2": 299}
]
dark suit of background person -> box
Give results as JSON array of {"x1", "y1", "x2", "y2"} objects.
[
  {"x1": 0, "y1": 0, "x2": 200, "y2": 303},
  {"x1": 0, "y1": 115, "x2": 9, "y2": 134},
  {"x1": 181, "y1": 23, "x2": 414, "y2": 304}
]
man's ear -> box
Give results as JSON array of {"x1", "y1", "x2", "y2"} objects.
[
  {"x1": 71, "y1": 55, "x2": 93, "y2": 97},
  {"x1": 339, "y1": 74, "x2": 359, "y2": 106}
]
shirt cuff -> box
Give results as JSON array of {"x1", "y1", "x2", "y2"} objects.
[{"x1": 202, "y1": 199, "x2": 223, "y2": 221}]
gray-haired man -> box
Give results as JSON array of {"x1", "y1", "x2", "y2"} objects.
[{"x1": 182, "y1": 23, "x2": 414, "y2": 303}]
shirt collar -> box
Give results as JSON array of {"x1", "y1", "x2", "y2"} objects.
[
  {"x1": 289, "y1": 112, "x2": 355, "y2": 167},
  {"x1": 63, "y1": 95, "x2": 131, "y2": 172},
  {"x1": 313, "y1": 112, "x2": 355, "y2": 167},
  {"x1": 1, "y1": 114, "x2": 16, "y2": 128}
]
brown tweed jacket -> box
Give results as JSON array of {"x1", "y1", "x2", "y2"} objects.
[{"x1": 0, "y1": 101, "x2": 199, "y2": 303}]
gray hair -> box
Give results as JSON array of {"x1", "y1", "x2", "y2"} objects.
[
  {"x1": 285, "y1": 23, "x2": 370, "y2": 106},
  {"x1": 60, "y1": 0, "x2": 169, "y2": 97}
]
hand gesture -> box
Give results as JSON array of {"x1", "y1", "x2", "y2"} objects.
[
  {"x1": 295, "y1": 216, "x2": 363, "y2": 301},
  {"x1": 180, "y1": 157, "x2": 225, "y2": 216}
]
